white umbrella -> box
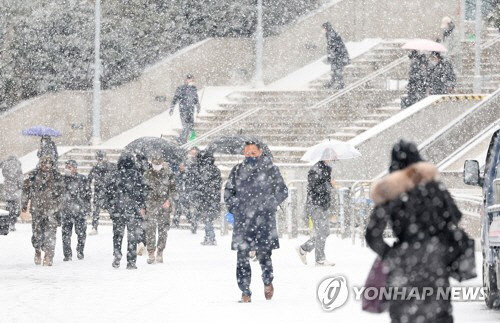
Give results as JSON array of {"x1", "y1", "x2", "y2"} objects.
[
  {"x1": 301, "y1": 140, "x2": 361, "y2": 163},
  {"x1": 401, "y1": 39, "x2": 448, "y2": 52}
]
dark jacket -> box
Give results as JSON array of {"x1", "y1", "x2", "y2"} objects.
[
  {"x1": 22, "y1": 168, "x2": 64, "y2": 217},
  {"x1": 198, "y1": 152, "x2": 222, "y2": 219},
  {"x1": 407, "y1": 53, "x2": 429, "y2": 98},
  {"x1": 61, "y1": 173, "x2": 91, "y2": 216},
  {"x1": 224, "y1": 156, "x2": 288, "y2": 251},
  {"x1": 37, "y1": 138, "x2": 58, "y2": 162},
  {"x1": 365, "y1": 162, "x2": 469, "y2": 322},
  {"x1": 88, "y1": 161, "x2": 116, "y2": 201},
  {"x1": 171, "y1": 84, "x2": 200, "y2": 115},
  {"x1": 184, "y1": 156, "x2": 203, "y2": 203},
  {"x1": 307, "y1": 161, "x2": 333, "y2": 210},
  {"x1": 324, "y1": 23, "x2": 350, "y2": 68},
  {"x1": 1, "y1": 156, "x2": 23, "y2": 201},
  {"x1": 106, "y1": 154, "x2": 147, "y2": 218},
  {"x1": 428, "y1": 59, "x2": 456, "y2": 95}
]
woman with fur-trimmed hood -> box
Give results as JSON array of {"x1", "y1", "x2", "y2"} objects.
[{"x1": 365, "y1": 140, "x2": 471, "y2": 323}]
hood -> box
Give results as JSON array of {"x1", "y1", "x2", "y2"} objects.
[
  {"x1": 118, "y1": 153, "x2": 135, "y2": 170},
  {"x1": 370, "y1": 162, "x2": 439, "y2": 205}
]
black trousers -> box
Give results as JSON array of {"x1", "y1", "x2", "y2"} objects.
[
  {"x1": 92, "y1": 198, "x2": 106, "y2": 230},
  {"x1": 112, "y1": 216, "x2": 140, "y2": 265},
  {"x1": 61, "y1": 213, "x2": 87, "y2": 258},
  {"x1": 6, "y1": 200, "x2": 20, "y2": 227},
  {"x1": 236, "y1": 249, "x2": 274, "y2": 297}
]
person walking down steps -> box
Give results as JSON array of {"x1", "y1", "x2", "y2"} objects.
[{"x1": 169, "y1": 74, "x2": 201, "y2": 144}]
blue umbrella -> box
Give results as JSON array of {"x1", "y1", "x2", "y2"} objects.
[{"x1": 22, "y1": 125, "x2": 62, "y2": 137}]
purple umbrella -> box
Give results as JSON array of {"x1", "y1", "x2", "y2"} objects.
[{"x1": 22, "y1": 125, "x2": 62, "y2": 137}]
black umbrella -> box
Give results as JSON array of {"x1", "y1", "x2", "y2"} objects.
[
  {"x1": 124, "y1": 137, "x2": 183, "y2": 165},
  {"x1": 205, "y1": 135, "x2": 273, "y2": 158}
]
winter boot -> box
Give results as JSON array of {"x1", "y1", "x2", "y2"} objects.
[
  {"x1": 147, "y1": 250, "x2": 155, "y2": 264},
  {"x1": 43, "y1": 252, "x2": 53, "y2": 267},
  {"x1": 315, "y1": 260, "x2": 335, "y2": 267},
  {"x1": 77, "y1": 251, "x2": 84, "y2": 260},
  {"x1": 126, "y1": 262, "x2": 138, "y2": 270},
  {"x1": 296, "y1": 246, "x2": 307, "y2": 265},
  {"x1": 137, "y1": 243, "x2": 145, "y2": 256},
  {"x1": 112, "y1": 257, "x2": 121, "y2": 269},
  {"x1": 156, "y1": 250, "x2": 164, "y2": 263},
  {"x1": 63, "y1": 256, "x2": 72, "y2": 262},
  {"x1": 264, "y1": 284, "x2": 274, "y2": 300},
  {"x1": 239, "y1": 294, "x2": 251, "y2": 303},
  {"x1": 200, "y1": 239, "x2": 217, "y2": 246},
  {"x1": 88, "y1": 228, "x2": 98, "y2": 236},
  {"x1": 34, "y1": 249, "x2": 42, "y2": 265}
]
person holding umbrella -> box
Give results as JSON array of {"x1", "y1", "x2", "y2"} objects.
[
  {"x1": 297, "y1": 140, "x2": 361, "y2": 266},
  {"x1": 296, "y1": 157, "x2": 337, "y2": 266},
  {"x1": 224, "y1": 141, "x2": 288, "y2": 303},
  {"x1": 22, "y1": 126, "x2": 61, "y2": 164},
  {"x1": 427, "y1": 51, "x2": 456, "y2": 95},
  {"x1": 22, "y1": 155, "x2": 65, "y2": 266}
]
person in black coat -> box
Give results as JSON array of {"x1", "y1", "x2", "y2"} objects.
[
  {"x1": 184, "y1": 147, "x2": 203, "y2": 233},
  {"x1": 37, "y1": 136, "x2": 58, "y2": 163},
  {"x1": 322, "y1": 22, "x2": 350, "y2": 89},
  {"x1": 198, "y1": 151, "x2": 222, "y2": 246},
  {"x1": 402, "y1": 50, "x2": 429, "y2": 109},
  {"x1": 296, "y1": 160, "x2": 336, "y2": 266},
  {"x1": 365, "y1": 140, "x2": 472, "y2": 323},
  {"x1": 169, "y1": 74, "x2": 201, "y2": 144},
  {"x1": 224, "y1": 142, "x2": 288, "y2": 303},
  {"x1": 87, "y1": 151, "x2": 116, "y2": 235},
  {"x1": 427, "y1": 51, "x2": 456, "y2": 95},
  {"x1": 106, "y1": 153, "x2": 147, "y2": 269},
  {"x1": 61, "y1": 160, "x2": 91, "y2": 261}
]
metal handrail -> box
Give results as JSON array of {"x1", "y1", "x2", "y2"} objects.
[
  {"x1": 418, "y1": 89, "x2": 500, "y2": 153},
  {"x1": 307, "y1": 56, "x2": 408, "y2": 111},
  {"x1": 481, "y1": 35, "x2": 500, "y2": 50},
  {"x1": 181, "y1": 53, "x2": 409, "y2": 151}
]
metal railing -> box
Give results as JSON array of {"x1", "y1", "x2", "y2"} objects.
[
  {"x1": 181, "y1": 52, "x2": 408, "y2": 151},
  {"x1": 283, "y1": 179, "x2": 374, "y2": 245}
]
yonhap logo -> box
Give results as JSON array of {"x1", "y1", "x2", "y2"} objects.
[{"x1": 317, "y1": 276, "x2": 349, "y2": 311}]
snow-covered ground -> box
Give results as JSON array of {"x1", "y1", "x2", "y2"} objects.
[{"x1": 1, "y1": 224, "x2": 500, "y2": 322}]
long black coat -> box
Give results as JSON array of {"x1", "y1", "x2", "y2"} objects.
[
  {"x1": 106, "y1": 154, "x2": 147, "y2": 219},
  {"x1": 171, "y1": 84, "x2": 200, "y2": 118},
  {"x1": 198, "y1": 152, "x2": 222, "y2": 219},
  {"x1": 428, "y1": 59, "x2": 456, "y2": 95},
  {"x1": 307, "y1": 161, "x2": 332, "y2": 210},
  {"x1": 325, "y1": 25, "x2": 350, "y2": 68},
  {"x1": 366, "y1": 163, "x2": 469, "y2": 323},
  {"x1": 224, "y1": 156, "x2": 288, "y2": 251},
  {"x1": 184, "y1": 156, "x2": 203, "y2": 204}
]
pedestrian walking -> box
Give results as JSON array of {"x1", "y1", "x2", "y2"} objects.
[
  {"x1": 365, "y1": 140, "x2": 474, "y2": 323},
  {"x1": 427, "y1": 51, "x2": 456, "y2": 95},
  {"x1": 198, "y1": 151, "x2": 222, "y2": 246},
  {"x1": 1, "y1": 156, "x2": 23, "y2": 231},
  {"x1": 224, "y1": 141, "x2": 288, "y2": 303},
  {"x1": 61, "y1": 160, "x2": 91, "y2": 261},
  {"x1": 169, "y1": 74, "x2": 201, "y2": 144},
  {"x1": 184, "y1": 147, "x2": 203, "y2": 234},
  {"x1": 322, "y1": 22, "x2": 350, "y2": 89},
  {"x1": 106, "y1": 153, "x2": 147, "y2": 269},
  {"x1": 296, "y1": 160, "x2": 336, "y2": 266},
  {"x1": 37, "y1": 135, "x2": 58, "y2": 163},
  {"x1": 143, "y1": 155, "x2": 176, "y2": 264},
  {"x1": 87, "y1": 150, "x2": 116, "y2": 235},
  {"x1": 21, "y1": 156, "x2": 64, "y2": 266},
  {"x1": 401, "y1": 50, "x2": 429, "y2": 108}
]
